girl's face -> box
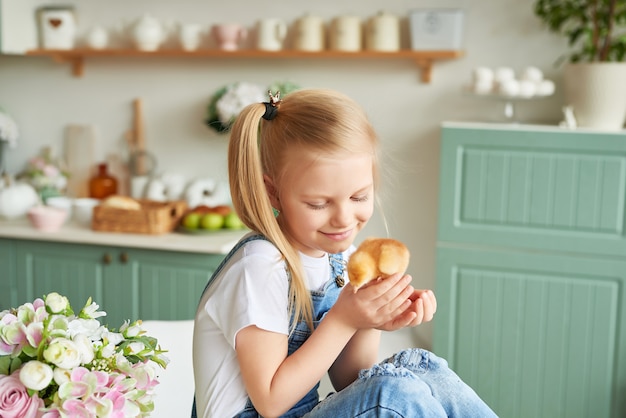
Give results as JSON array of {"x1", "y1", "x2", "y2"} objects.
[{"x1": 269, "y1": 148, "x2": 375, "y2": 258}]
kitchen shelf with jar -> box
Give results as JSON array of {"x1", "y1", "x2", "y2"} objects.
[{"x1": 25, "y1": 48, "x2": 464, "y2": 83}]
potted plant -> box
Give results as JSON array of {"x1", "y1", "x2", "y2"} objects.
[{"x1": 533, "y1": 0, "x2": 626, "y2": 129}]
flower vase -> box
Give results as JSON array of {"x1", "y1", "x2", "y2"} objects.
[{"x1": 38, "y1": 185, "x2": 62, "y2": 204}]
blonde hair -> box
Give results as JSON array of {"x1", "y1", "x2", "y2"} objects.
[{"x1": 228, "y1": 88, "x2": 379, "y2": 331}]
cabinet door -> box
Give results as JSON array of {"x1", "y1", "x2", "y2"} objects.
[
  {"x1": 434, "y1": 246, "x2": 626, "y2": 418},
  {"x1": 0, "y1": 238, "x2": 17, "y2": 310},
  {"x1": 15, "y1": 240, "x2": 106, "y2": 313},
  {"x1": 104, "y1": 247, "x2": 223, "y2": 324}
]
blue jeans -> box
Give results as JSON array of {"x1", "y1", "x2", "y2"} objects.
[{"x1": 304, "y1": 348, "x2": 498, "y2": 417}]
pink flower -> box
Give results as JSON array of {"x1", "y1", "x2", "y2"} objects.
[{"x1": 0, "y1": 372, "x2": 44, "y2": 418}]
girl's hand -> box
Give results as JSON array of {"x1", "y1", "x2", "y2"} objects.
[
  {"x1": 378, "y1": 289, "x2": 438, "y2": 331},
  {"x1": 330, "y1": 272, "x2": 417, "y2": 330}
]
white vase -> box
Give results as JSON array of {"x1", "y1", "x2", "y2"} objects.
[{"x1": 563, "y1": 62, "x2": 626, "y2": 130}]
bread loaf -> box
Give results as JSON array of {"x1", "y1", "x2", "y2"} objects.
[{"x1": 101, "y1": 195, "x2": 141, "y2": 211}]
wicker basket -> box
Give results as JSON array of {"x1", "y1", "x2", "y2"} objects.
[{"x1": 92, "y1": 199, "x2": 187, "y2": 235}]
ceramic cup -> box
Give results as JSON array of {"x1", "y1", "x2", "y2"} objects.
[
  {"x1": 212, "y1": 23, "x2": 247, "y2": 51},
  {"x1": 329, "y1": 16, "x2": 362, "y2": 52},
  {"x1": 179, "y1": 23, "x2": 204, "y2": 51},
  {"x1": 293, "y1": 14, "x2": 325, "y2": 51},
  {"x1": 86, "y1": 26, "x2": 109, "y2": 49},
  {"x1": 256, "y1": 18, "x2": 287, "y2": 51}
]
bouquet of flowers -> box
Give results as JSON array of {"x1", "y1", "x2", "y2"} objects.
[
  {"x1": 205, "y1": 81, "x2": 301, "y2": 133},
  {"x1": 0, "y1": 292, "x2": 168, "y2": 418},
  {"x1": 18, "y1": 147, "x2": 69, "y2": 201}
]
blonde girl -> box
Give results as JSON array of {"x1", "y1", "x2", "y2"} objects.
[{"x1": 192, "y1": 88, "x2": 496, "y2": 418}]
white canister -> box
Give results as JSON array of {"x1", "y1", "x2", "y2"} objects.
[
  {"x1": 256, "y1": 18, "x2": 287, "y2": 51},
  {"x1": 293, "y1": 14, "x2": 325, "y2": 52},
  {"x1": 365, "y1": 11, "x2": 400, "y2": 52},
  {"x1": 329, "y1": 16, "x2": 362, "y2": 52},
  {"x1": 38, "y1": 6, "x2": 77, "y2": 50}
]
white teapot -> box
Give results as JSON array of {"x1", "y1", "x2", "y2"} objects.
[
  {"x1": 129, "y1": 15, "x2": 166, "y2": 51},
  {"x1": 0, "y1": 174, "x2": 39, "y2": 219}
]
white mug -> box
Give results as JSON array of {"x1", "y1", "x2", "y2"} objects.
[
  {"x1": 256, "y1": 19, "x2": 287, "y2": 51},
  {"x1": 179, "y1": 23, "x2": 204, "y2": 51},
  {"x1": 293, "y1": 14, "x2": 325, "y2": 51},
  {"x1": 330, "y1": 16, "x2": 362, "y2": 52}
]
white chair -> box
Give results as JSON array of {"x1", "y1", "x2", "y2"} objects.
[{"x1": 142, "y1": 320, "x2": 195, "y2": 418}]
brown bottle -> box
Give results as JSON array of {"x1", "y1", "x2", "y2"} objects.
[{"x1": 89, "y1": 162, "x2": 118, "y2": 199}]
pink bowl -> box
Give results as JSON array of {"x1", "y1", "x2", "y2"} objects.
[{"x1": 27, "y1": 206, "x2": 69, "y2": 232}]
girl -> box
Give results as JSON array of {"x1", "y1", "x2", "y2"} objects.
[{"x1": 192, "y1": 89, "x2": 496, "y2": 418}]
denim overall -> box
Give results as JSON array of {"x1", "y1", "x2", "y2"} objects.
[{"x1": 191, "y1": 234, "x2": 345, "y2": 418}]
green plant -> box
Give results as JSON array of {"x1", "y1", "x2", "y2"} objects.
[{"x1": 534, "y1": 0, "x2": 626, "y2": 63}]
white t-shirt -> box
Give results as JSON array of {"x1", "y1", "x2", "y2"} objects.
[{"x1": 192, "y1": 235, "x2": 352, "y2": 418}]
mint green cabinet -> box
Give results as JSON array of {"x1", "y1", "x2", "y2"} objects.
[
  {"x1": 1, "y1": 239, "x2": 223, "y2": 328},
  {"x1": 434, "y1": 124, "x2": 626, "y2": 418},
  {"x1": 0, "y1": 238, "x2": 16, "y2": 311}
]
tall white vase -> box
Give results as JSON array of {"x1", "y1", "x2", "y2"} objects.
[{"x1": 563, "y1": 62, "x2": 626, "y2": 130}]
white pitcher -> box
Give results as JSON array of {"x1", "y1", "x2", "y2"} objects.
[
  {"x1": 256, "y1": 19, "x2": 287, "y2": 51},
  {"x1": 365, "y1": 11, "x2": 400, "y2": 51},
  {"x1": 293, "y1": 14, "x2": 325, "y2": 51}
]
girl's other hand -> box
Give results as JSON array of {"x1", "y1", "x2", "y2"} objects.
[{"x1": 330, "y1": 272, "x2": 417, "y2": 330}]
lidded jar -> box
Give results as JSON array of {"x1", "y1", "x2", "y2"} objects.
[
  {"x1": 89, "y1": 162, "x2": 118, "y2": 199},
  {"x1": 365, "y1": 11, "x2": 400, "y2": 52}
]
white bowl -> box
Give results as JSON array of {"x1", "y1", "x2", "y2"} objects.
[{"x1": 73, "y1": 198, "x2": 100, "y2": 226}]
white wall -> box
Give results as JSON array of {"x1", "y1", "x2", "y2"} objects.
[{"x1": 0, "y1": 0, "x2": 567, "y2": 348}]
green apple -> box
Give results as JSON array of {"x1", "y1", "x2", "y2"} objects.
[
  {"x1": 201, "y1": 213, "x2": 225, "y2": 230},
  {"x1": 224, "y1": 212, "x2": 245, "y2": 229},
  {"x1": 182, "y1": 213, "x2": 201, "y2": 229}
]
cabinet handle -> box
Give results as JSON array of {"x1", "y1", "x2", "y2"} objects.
[
  {"x1": 102, "y1": 253, "x2": 112, "y2": 265},
  {"x1": 119, "y1": 252, "x2": 129, "y2": 264}
]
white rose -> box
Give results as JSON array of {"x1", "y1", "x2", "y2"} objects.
[
  {"x1": 67, "y1": 318, "x2": 103, "y2": 340},
  {"x1": 19, "y1": 360, "x2": 53, "y2": 391},
  {"x1": 53, "y1": 367, "x2": 71, "y2": 385},
  {"x1": 45, "y1": 292, "x2": 69, "y2": 314},
  {"x1": 73, "y1": 333, "x2": 94, "y2": 364},
  {"x1": 43, "y1": 338, "x2": 81, "y2": 369}
]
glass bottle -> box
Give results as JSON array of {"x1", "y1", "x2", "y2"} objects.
[{"x1": 89, "y1": 162, "x2": 118, "y2": 199}]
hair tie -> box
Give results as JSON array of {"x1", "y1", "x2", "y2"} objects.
[{"x1": 262, "y1": 90, "x2": 281, "y2": 121}]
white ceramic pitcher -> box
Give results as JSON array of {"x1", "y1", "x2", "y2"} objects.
[{"x1": 256, "y1": 19, "x2": 287, "y2": 51}]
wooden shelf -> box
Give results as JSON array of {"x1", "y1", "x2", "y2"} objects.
[{"x1": 26, "y1": 48, "x2": 464, "y2": 83}]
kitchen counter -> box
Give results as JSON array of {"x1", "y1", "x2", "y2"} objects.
[{"x1": 0, "y1": 218, "x2": 249, "y2": 254}]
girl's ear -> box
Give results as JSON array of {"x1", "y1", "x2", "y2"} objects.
[{"x1": 263, "y1": 174, "x2": 281, "y2": 210}]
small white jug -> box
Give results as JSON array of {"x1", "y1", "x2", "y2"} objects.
[
  {"x1": 293, "y1": 14, "x2": 325, "y2": 51},
  {"x1": 131, "y1": 15, "x2": 166, "y2": 51},
  {"x1": 256, "y1": 19, "x2": 287, "y2": 51}
]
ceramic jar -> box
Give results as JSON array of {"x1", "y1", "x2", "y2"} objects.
[
  {"x1": 329, "y1": 16, "x2": 362, "y2": 52},
  {"x1": 38, "y1": 6, "x2": 77, "y2": 50},
  {"x1": 178, "y1": 23, "x2": 204, "y2": 51},
  {"x1": 365, "y1": 11, "x2": 400, "y2": 52},
  {"x1": 293, "y1": 14, "x2": 325, "y2": 51}
]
